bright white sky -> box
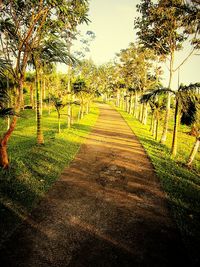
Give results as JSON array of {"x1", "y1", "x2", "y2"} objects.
[{"x1": 71, "y1": 0, "x2": 199, "y2": 89}]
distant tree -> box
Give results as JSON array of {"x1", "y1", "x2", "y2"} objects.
[
  {"x1": 48, "y1": 95, "x2": 66, "y2": 133},
  {"x1": 141, "y1": 83, "x2": 200, "y2": 156},
  {"x1": 135, "y1": 0, "x2": 200, "y2": 143},
  {"x1": 72, "y1": 78, "x2": 89, "y2": 120},
  {"x1": 141, "y1": 90, "x2": 165, "y2": 140},
  {"x1": 116, "y1": 43, "x2": 159, "y2": 122}
]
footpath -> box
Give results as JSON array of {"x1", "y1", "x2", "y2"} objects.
[{"x1": 0, "y1": 104, "x2": 189, "y2": 267}]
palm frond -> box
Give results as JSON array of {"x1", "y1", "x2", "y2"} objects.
[
  {"x1": 179, "y1": 82, "x2": 200, "y2": 92},
  {"x1": 0, "y1": 58, "x2": 12, "y2": 77},
  {"x1": 178, "y1": 83, "x2": 200, "y2": 112},
  {"x1": 41, "y1": 37, "x2": 78, "y2": 66},
  {"x1": 140, "y1": 87, "x2": 173, "y2": 103},
  {"x1": 0, "y1": 108, "x2": 17, "y2": 118},
  {"x1": 0, "y1": 88, "x2": 9, "y2": 107}
]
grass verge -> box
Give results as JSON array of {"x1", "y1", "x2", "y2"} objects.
[
  {"x1": 0, "y1": 105, "x2": 99, "y2": 245},
  {"x1": 117, "y1": 108, "x2": 200, "y2": 266}
]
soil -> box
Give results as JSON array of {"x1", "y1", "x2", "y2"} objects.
[{"x1": 0, "y1": 104, "x2": 190, "y2": 267}]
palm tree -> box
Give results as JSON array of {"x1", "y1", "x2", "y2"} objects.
[
  {"x1": 0, "y1": 86, "x2": 17, "y2": 168},
  {"x1": 72, "y1": 78, "x2": 88, "y2": 120},
  {"x1": 30, "y1": 36, "x2": 75, "y2": 144},
  {"x1": 187, "y1": 97, "x2": 200, "y2": 167},
  {"x1": 171, "y1": 83, "x2": 200, "y2": 156},
  {"x1": 141, "y1": 83, "x2": 200, "y2": 156},
  {"x1": 0, "y1": 0, "x2": 89, "y2": 168},
  {"x1": 48, "y1": 95, "x2": 66, "y2": 133},
  {"x1": 140, "y1": 89, "x2": 165, "y2": 141}
]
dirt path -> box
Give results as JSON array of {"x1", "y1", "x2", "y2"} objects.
[{"x1": 0, "y1": 104, "x2": 189, "y2": 267}]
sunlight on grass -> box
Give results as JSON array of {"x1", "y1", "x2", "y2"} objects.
[
  {"x1": 116, "y1": 107, "x2": 200, "y2": 265},
  {"x1": 0, "y1": 105, "x2": 99, "y2": 243}
]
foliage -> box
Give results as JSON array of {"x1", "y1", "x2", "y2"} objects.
[{"x1": 134, "y1": 0, "x2": 198, "y2": 56}]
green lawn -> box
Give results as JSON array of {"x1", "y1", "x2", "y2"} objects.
[
  {"x1": 0, "y1": 104, "x2": 99, "y2": 244},
  {"x1": 117, "y1": 107, "x2": 200, "y2": 266}
]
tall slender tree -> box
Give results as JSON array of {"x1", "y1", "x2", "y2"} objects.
[{"x1": 135, "y1": 0, "x2": 199, "y2": 143}]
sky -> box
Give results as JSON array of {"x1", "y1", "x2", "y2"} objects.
[{"x1": 69, "y1": 0, "x2": 200, "y2": 89}]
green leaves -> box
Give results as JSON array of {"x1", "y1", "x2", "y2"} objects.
[
  {"x1": 72, "y1": 78, "x2": 87, "y2": 94},
  {"x1": 41, "y1": 36, "x2": 77, "y2": 66},
  {"x1": 134, "y1": 0, "x2": 196, "y2": 55}
]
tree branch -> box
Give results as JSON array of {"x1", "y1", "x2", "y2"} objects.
[{"x1": 174, "y1": 47, "x2": 196, "y2": 72}]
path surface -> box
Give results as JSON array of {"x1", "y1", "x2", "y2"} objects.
[{"x1": 0, "y1": 104, "x2": 189, "y2": 267}]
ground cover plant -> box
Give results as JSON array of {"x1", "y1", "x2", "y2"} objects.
[
  {"x1": 117, "y1": 107, "x2": 200, "y2": 265},
  {"x1": 0, "y1": 105, "x2": 99, "y2": 245}
]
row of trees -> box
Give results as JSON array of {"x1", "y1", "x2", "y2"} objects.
[
  {"x1": 0, "y1": 0, "x2": 91, "y2": 168},
  {"x1": 0, "y1": 0, "x2": 199, "y2": 169},
  {"x1": 97, "y1": 0, "x2": 200, "y2": 167},
  {"x1": 135, "y1": 0, "x2": 200, "y2": 165}
]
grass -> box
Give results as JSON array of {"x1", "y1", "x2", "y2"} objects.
[
  {"x1": 0, "y1": 104, "x2": 99, "y2": 245},
  {"x1": 116, "y1": 107, "x2": 200, "y2": 266}
]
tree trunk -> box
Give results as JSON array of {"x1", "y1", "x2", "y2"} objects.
[
  {"x1": 187, "y1": 135, "x2": 200, "y2": 167},
  {"x1": 20, "y1": 89, "x2": 25, "y2": 110},
  {"x1": 160, "y1": 50, "x2": 174, "y2": 144},
  {"x1": 122, "y1": 98, "x2": 125, "y2": 111},
  {"x1": 0, "y1": 116, "x2": 17, "y2": 168},
  {"x1": 139, "y1": 103, "x2": 144, "y2": 122},
  {"x1": 155, "y1": 118, "x2": 159, "y2": 141},
  {"x1": 116, "y1": 89, "x2": 121, "y2": 107},
  {"x1": 30, "y1": 84, "x2": 34, "y2": 109},
  {"x1": 36, "y1": 68, "x2": 44, "y2": 144},
  {"x1": 0, "y1": 73, "x2": 24, "y2": 168},
  {"x1": 129, "y1": 93, "x2": 133, "y2": 114},
  {"x1": 81, "y1": 104, "x2": 84, "y2": 119},
  {"x1": 78, "y1": 106, "x2": 81, "y2": 121},
  {"x1": 40, "y1": 79, "x2": 43, "y2": 115},
  {"x1": 86, "y1": 102, "x2": 89, "y2": 114},
  {"x1": 48, "y1": 87, "x2": 51, "y2": 115},
  {"x1": 142, "y1": 103, "x2": 148, "y2": 125},
  {"x1": 126, "y1": 96, "x2": 129, "y2": 113},
  {"x1": 0, "y1": 142, "x2": 9, "y2": 169},
  {"x1": 133, "y1": 92, "x2": 138, "y2": 118},
  {"x1": 153, "y1": 117, "x2": 157, "y2": 138},
  {"x1": 171, "y1": 99, "x2": 180, "y2": 156},
  {"x1": 58, "y1": 113, "x2": 61, "y2": 133},
  {"x1": 161, "y1": 92, "x2": 171, "y2": 143},
  {"x1": 43, "y1": 77, "x2": 46, "y2": 108},
  {"x1": 67, "y1": 103, "x2": 71, "y2": 128},
  {"x1": 150, "y1": 112, "x2": 154, "y2": 132}
]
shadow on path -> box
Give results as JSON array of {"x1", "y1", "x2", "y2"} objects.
[{"x1": 0, "y1": 104, "x2": 189, "y2": 267}]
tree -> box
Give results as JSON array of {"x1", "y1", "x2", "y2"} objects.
[
  {"x1": 141, "y1": 83, "x2": 200, "y2": 156},
  {"x1": 75, "y1": 59, "x2": 98, "y2": 113},
  {"x1": 48, "y1": 95, "x2": 66, "y2": 133},
  {"x1": 135, "y1": 0, "x2": 200, "y2": 143},
  {"x1": 31, "y1": 36, "x2": 74, "y2": 144},
  {"x1": 0, "y1": 80, "x2": 17, "y2": 168},
  {"x1": 60, "y1": 0, "x2": 90, "y2": 129},
  {"x1": 116, "y1": 43, "x2": 159, "y2": 121},
  {"x1": 186, "y1": 89, "x2": 200, "y2": 166},
  {"x1": 187, "y1": 133, "x2": 200, "y2": 166},
  {"x1": 141, "y1": 90, "x2": 166, "y2": 140},
  {"x1": 0, "y1": 0, "x2": 89, "y2": 168}
]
